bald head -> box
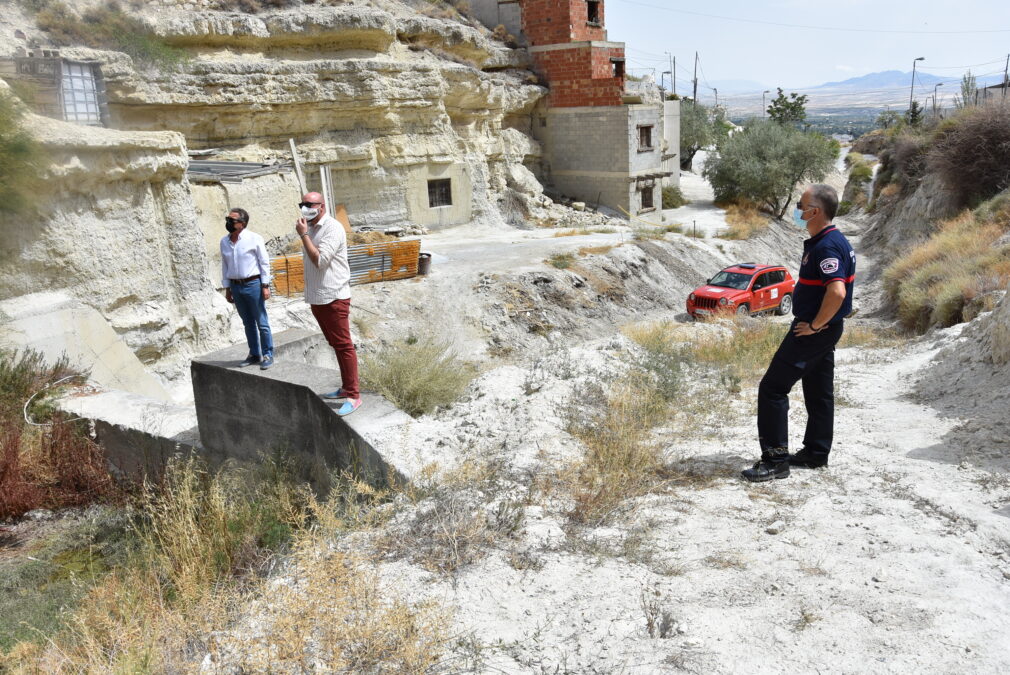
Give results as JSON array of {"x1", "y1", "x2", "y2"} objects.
[{"x1": 300, "y1": 192, "x2": 325, "y2": 223}]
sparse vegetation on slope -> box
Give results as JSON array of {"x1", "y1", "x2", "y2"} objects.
[
  {"x1": 884, "y1": 191, "x2": 1010, "y2": 332},
  {"x1": 30, "y1": 0, "x2": 186, "y2": 70}
]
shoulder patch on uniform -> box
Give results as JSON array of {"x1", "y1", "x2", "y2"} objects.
[{"x1": 820, "y1": 257, "x2": 840, "y2": 274}]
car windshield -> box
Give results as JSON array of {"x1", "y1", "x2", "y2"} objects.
[{"x1": 708, "y1": 271, "x2": 753, "y2": 290}]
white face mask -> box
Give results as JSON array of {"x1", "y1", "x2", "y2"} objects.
[{"x1": 300, "y1": 205, "x2": 319, "y2": 220}]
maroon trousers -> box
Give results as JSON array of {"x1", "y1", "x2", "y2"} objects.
[{"x1": 310, "y1": 299, "x2": 360, "y2": 399}]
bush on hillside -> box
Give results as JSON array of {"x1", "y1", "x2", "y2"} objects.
[
  {"x1": 849, "y1": 163, "x2": 873, "y2": 184},
  {"x1": 927, "y1": 104, "x2": 1010, "y2": 207},
  {"x1": 702, "y1": 119, "x2": 836, "y2": 218},
  {"x1": 661, "y1": 186, "x2": 688, "y2": 209}
]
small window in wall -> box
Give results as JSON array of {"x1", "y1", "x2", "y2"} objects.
[
  {"x1": 540, "y1": 116, "x2": 547, "y2": 128},
  {"x1": 641, "y1": 187, "x2": 654, "y2": 209},
  {"x1": 612, "y1": 58, "x2": 625, "y2": 79},
  {"x1": 638, "y1": 125, "x2": 654, "y2": 151},
  {"x1": 428, "y1": 179, "x2": 452, "y2": 208},
  {"x1": 587, "y1": 0, "x2": 601, "y2": 25},
  {"x1": 61, "y1": 61, "x2": 101, "y2": 125}
]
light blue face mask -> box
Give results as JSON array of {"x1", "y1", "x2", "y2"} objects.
[{"x1": 792, "y1": 207, "x2": 808, "y2": 228}]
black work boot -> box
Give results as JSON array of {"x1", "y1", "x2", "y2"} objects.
[
  {"x1": 789, "y1": 448, "x2": 829, "y2": 468},
  {"x1": 741, "y1": 448, "x2": 790, "y2": 482}
]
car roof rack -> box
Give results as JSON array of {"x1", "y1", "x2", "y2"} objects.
[{"x1": 737, "y1": 262, "x2": 757, "y2": 269}]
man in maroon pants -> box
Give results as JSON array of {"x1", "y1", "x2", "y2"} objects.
[{"x1": 295, "y1": 192, "x2": 361, "y2": 416}]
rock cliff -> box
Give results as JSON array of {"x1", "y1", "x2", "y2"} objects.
[
  {"x1": 0, "y1": 81, "x2": 228, "y2": 382},
  {"x1": 67, "y1": 3, "x2": 545, "y2": 231}
]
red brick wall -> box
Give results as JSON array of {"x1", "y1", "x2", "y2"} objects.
[
  {"x1": 522, "y1": 0, "x2": 607, "y2": 46},
  {"x1": 533, "y1": 44, "x2": 625, "y2": 107}
]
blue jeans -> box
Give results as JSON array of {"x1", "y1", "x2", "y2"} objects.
[{"x1": 231, "y1": 279, "x2": 273, "y2": 358}]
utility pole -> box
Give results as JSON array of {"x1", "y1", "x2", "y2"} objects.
[
  {"x1": 713, "y1": 87, "x2": 718, "y2": 107},
  {"x1": 1003, "y1": 53, "x2": 1009, "y2": 99},
  {"x1": 933, "y1": 82, "x2": 943, "y2": 117},
  {"x1": 909, "y1": 56, "x2": 924, "y2": 113},
  {"x1": 672, "y1": 55, "x2": 676, "y2": 97},
  {"x1": 762, "y1": 89, "x2": 769, "y2": 117},
  {"x1": 692, "y1": 51, "x2": 698, "y2": 107}
]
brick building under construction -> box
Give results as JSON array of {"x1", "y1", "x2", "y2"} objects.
[{"x1": 473, "y1": 0, "x2": 679, "y2": 217}]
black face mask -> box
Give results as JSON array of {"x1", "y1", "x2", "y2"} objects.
[{"x1": 225, "y1": 216, "x2": 240, "y2": 233}]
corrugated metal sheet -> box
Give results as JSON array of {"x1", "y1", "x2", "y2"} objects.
[
  {"x1": 188, "y1": 161, "x2": 290, "y2": 183},
  {"x1": 272, "y1": 239, "x2": 421, "y2": 297}
]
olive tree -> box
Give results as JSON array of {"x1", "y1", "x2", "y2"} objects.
[
  {"x1": 679, "y1": 102, "x2": 714, "y2": 170},
  {"x1": 703, "y1": 119, "x2": 836, "y2": 218}
]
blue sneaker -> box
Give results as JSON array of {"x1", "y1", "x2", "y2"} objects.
[
  {"x1": 337, "y1": 398, "x2": 362, "y2": 416},
  {"x1": 259, "y1": 354, "x2": 274, "y2": 370},
  {"x1": 322, "y1": 388, "x2": 348, "y2": 400},
  {"x1": 239, "y1": 355, "x2": 260, "y2": 367}
]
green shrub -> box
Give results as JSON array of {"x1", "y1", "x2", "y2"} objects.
[
  {"x1": 837, "y1": 200, "x2": 853, "y2": 216},
  {"x1": 844, "y1": 152, "x2": 865, "y2": 167},
  {"x1": 662, "y1": 186, "x2": 689, "y2": 209},
  {"x1": 849, "y1": 163, "x2": 873, "y2": 184},
  {"x1": 363, "y1": 338, "x2": 477, "y2": 417}
]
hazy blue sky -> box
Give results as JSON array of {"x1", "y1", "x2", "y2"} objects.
[{"x1": 605, "y1": 0, "x2": 1010, "y2": 98}]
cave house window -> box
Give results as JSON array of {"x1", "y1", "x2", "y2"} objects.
[
  {"x1": 428, "y1": 179, "x2": 453, "y2": 208},
  {"x1": 640, "y1": 186, "x2": 654, "y2": 210},
  {"x1": 60, "y1": 61, "x2": 101, "y2": 125},
  {"x1": 612, "y1": 58, "x2": 625, "y2": 79},
  {"x1": 638, "y1": 124, "x2": 654, "y2": 151},
  {"x1": 587, "y1": 1, "x2": 601, "y2": 25}
]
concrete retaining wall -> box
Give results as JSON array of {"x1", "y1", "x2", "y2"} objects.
[{"x1": 192, "y1": 330, "x2": 414, "y2": 492}]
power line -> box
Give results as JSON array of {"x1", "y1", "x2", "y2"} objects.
[{"x1": 614, "y1": 0, "x2": 1010, "y2": 34}]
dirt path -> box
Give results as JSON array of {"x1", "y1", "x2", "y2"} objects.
[{"x1": 381, "y1": 220, "x2": 1010, "y2": 673}]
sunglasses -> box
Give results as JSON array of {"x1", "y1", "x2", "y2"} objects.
[
  {"x1": 298, "y1": 201, "x2": 322, "y2": 208},
  {"x1": 225, "y1": 216, "x2": 243, "y2": 225}
]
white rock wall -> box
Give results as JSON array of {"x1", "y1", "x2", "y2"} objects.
[{"x1": 0, "y1": 92, "x2": 229, "y2": 381}]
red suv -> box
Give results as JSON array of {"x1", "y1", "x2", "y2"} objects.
[{"x1": 687, "y1": 263, "x2": 795, "y2": 318}]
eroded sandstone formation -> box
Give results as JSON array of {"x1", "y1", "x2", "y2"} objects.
[
  {"x1": 67, "y1": 3, "x2": 546, "y2": 231},
  {"x1": 0, "y1": 81, "x2": 228, "y2": 380}
]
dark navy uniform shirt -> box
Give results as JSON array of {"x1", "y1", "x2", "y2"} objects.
[{"x1": 793, "y1": 225, "x2": 855, "y2": 325}]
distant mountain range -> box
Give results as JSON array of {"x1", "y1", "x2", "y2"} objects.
[{"x1": 713, "y1": 70, "x2": 1008, "y2": 116}]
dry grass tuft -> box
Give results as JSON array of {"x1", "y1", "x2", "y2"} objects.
[
  {"x1": 546, "y1": 252, "x2": 576, "y2": 268},
  {"x1": 718, "y1": 199, "x2": 770, "y2": 240},
  {"x1": 363, "y1": 337, "x2": 477, "y2": 417},
  {"x1": 685, "y1": 318, "x2": 784, "y2": 385},
  {"x1": 552, "y1": 227, "x2": 618, "y2": 237},
  {"x1": 578, "y1": 244, "x2": 616, "y2": 256},
  {"x1": 379, "y1": 461, "x2": 524, "y2": 574},
  {"x1": 219, "y1": 549, "x2": 448, "y2": 672}
]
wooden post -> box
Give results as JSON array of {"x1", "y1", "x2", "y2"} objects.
[{"x1": 289, "y1": 139, "x2": 306, "y2": 195}]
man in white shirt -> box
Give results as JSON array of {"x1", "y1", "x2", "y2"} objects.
[
  {"x1": 295, "y1": 192, "x2": 361, "y2": 416},
  {"x1": 221, "y1": 208, "x2": 275, "y2": 369}
]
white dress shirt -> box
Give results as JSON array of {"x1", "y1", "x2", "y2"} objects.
[
  {"x1": 220, "y1": 230, "x2": 272, "y2": 288},
  {"x1": 303, "y1": 214, "x2": 351, "y2": 304}
]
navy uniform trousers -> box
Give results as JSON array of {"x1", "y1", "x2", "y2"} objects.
[{"x1": 757, "y1": 320, "x2": 844, "y2": 459}]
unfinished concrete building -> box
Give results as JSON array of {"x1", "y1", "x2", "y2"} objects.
[{"x1": 473, "y1": 0, "x2": 680, "y2": 217}]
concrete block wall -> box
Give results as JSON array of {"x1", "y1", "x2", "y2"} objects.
[
  {"x1": 627, "y1": 104, "x2": 662, "y2": 173},
  {"x1": 470, "y1": 0, "x2": 525, "y2": 44},
  {"x1": 534, "y1": 105, "x2": 633, "y2": 213}
]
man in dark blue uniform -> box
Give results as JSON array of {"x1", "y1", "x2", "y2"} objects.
[{"x1": 742, "y1": 184, "x2": 856, "y2": 482}]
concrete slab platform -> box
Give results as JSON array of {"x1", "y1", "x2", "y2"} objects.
[{"x1": 192, "y1": 329, "x2": 414, "y2": 491}]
